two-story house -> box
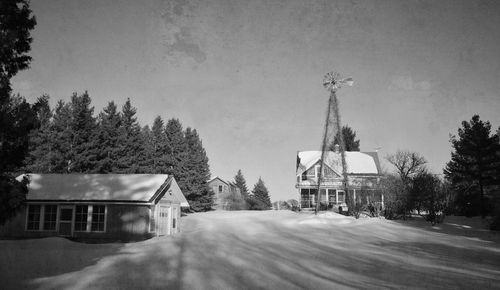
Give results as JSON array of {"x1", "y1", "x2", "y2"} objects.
[
  {"x1": 208, "y1": 176, "x2": 241, "y2": 210},
  {"x1": 296, "y1": 149, "x2": 384, "y2": 212}
]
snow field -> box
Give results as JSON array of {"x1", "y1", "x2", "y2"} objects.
[{"x1": 1, "y1": 210, "x2": 499, "y2": 289}]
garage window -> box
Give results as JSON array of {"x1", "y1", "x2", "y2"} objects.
[
  {"x1": 91, "y1": 205, "x2": 105, "y2": 232},
  {"x1": 43, "y1": 205, "x2": 58, "y2": 231},
  {"x1": 27, "y1": 205, "x2": 41, "y2": 230},
  {"x1": 75, "y1": 205, "x2": 88, "y2": 232}
]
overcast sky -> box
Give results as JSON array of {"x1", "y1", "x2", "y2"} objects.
[{"x1": 12, "y1": 0, "x2": 500, "y2": 201}]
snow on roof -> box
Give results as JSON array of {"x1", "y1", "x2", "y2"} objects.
[
  {"x1": 296, "y1": 151, "x2": 381, "y2": 176},
  {"x1": 17, "y1": 174, "x2": 177, "y2": 202}
]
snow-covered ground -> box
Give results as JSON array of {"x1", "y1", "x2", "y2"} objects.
[{"x1": 1, "y1": 211, "x2": 499, "y2": 290}]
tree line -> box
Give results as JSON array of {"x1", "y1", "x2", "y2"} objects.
[
  {"x1": 24, "y1": 93, "x2": 213, "y2": 211},
  {"x1": 383, "y1": 115, "x2": 500, "y2": 229}
]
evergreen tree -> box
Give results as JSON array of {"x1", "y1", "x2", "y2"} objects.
[
  {"x1": 234, "y1": 169, "x2": 249, "y2": 198},
  {"x1": 164, "y1": 118, "x2": 187, "y2": 177},
  {"x1": 139, "y1": 124, "x2": 154, "y2": 173},
  {"x1": 444, "y1": 115, "x2": 500, "y2": 218},
  {"x1": 183, "y1": 127, "x2": 213, "y2": 210},
  {"x1": 25, "y1": 95, "x2": 55, "y2": 172},
  {"x1": 94, "y1": 101, "x2": 121, "y2": 173},
  {"x1": 50, "y1": 100, "x2": 73, "y2": 172},
  {"x1": 250, "y1": 177, "x2": 272, "y2": 210},
  {"x1": 116, "y1": 98, "x2": 143, "y2": 173},
  {"x1": 150, "y1": 116, "x2": 170, "y2": 173},
  {"x1": 329, "y1": 125, "x2": 360, "y2": 151},
  {"x1": 0, "y1": 0, "x2": 37, "y2": 224},
  {"x1": 67, "y1": 92, "x2": 97, "y2": 172}
]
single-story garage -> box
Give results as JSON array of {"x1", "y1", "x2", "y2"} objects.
[{"x1": 0, "y1": 174, "x2": 189, "y2": 241}]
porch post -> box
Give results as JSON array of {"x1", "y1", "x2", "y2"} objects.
[
  {"x1": 335, "y1": 189, "x2": 339, "y2": 203},
  {"x1": 353, "y1": 189, "x2": 356, "y2": 204}
]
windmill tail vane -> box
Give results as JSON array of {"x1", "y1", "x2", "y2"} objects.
[{"x1": 342, "y1": 77, "x2": 354, "y2": 87}]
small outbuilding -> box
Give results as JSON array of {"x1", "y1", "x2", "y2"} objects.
[{"x1": 0, "y1": 174, "x2": 189, "y2": 241}]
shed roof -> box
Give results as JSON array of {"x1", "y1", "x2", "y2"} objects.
[
  {"x1": 296, "y1": 151, "x2": 382, "y2": 176},
  {"x1": 17, "y1": 174, "x2": 188, "y2": 205}
]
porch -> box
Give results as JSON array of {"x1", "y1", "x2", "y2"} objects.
[
  {"x1": 299, "y1": 188, "x2": 346, "y2": 210},
  {"x1": 298, "y1": 187, "x2": 385, "y2": 211}
]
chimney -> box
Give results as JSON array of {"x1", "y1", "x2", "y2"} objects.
[{"x1": 334, "y1": 144, "x2": 340, "y2": 153}]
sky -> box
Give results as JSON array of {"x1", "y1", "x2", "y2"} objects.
[{"x1": 12, "y1": 0, "x2": 500, "y2": 201}]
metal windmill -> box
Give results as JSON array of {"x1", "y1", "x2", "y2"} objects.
[{"x1": 315, "y1": 72, "x2": 353, "y2": 214}]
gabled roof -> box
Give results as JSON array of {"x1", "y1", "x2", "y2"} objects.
[
  {"x1": 154, "y1": 176, "x2": 190, "y2": 208},
  {"x1": 17, "y1": 174, "x2": 188, "y2": 206},
  {"x1": 296, "y1": 151, "x2": 382, "y2": 176},
  {"x1": 208, "y1": 176, "x2": 231, "y2": 186}
]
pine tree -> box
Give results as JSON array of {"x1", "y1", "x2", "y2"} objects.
[
  {"x1": 444, "y1": 115, "x2": 500, "y2": 218},
  {"x1": 164, "y1": 118, "x2": 187, "y2": 177},
  {"x1": 49, "y1": 100, "x2": 73, "y2": 172},
  {"x1": 25, "y1": 95, "x2": 55, "y2": 172},
  {"x1": 68, "y1": 91, "x2": 97, "y2": 173},
  {"x1": 150, "y1": 116, "x2": 170, "y2": 173},
  {"x1": 234, "y1": 169, "x2": 249, "y2": 198},
  {"x1": 329, "y1": 125, "x2": 360, "y2": 151},
  {"x1": 116, "y1": 98, "x2": 143, "y2": 173},
  {"x1": 183, "y1": 127, "x2": 213, "y2": 210},
  {"x1": 250, "y1": 177, "x2": 272, "y2": 210},
  {"x1": 94, "y1": 101, "x2": 121, "y2": 173},
  {"x1": 139, "y1": 125, "x2": 154, "y2": 173}
]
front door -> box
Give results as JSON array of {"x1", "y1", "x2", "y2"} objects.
[
  {"x1": 59, "y1": 206, "x2": 74, "y2": 236},
  {"x1": 157, "y1": 206, "x2": 170, "y2": 236}
]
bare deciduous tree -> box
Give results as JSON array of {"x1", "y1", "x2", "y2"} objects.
[{"x1": 386, "y1": 150, "x2": 427, "y2": 183}]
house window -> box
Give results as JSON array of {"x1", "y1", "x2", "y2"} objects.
[
  {"x1": 91, "y1": 205, "x2": 105, "y2": 232},
  {"x1": 75, "y1": 205, "x2": 88, "y2": 232},
  {"x1": 218, "y1": 185, "x2": 223, "y2": 193},
  {"x1": 27, "y1": 204, "x2": 41, "y2": 230},
  {"x1": 43, "y1": 205, "x2": 58, "y2": 231}
]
